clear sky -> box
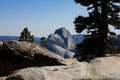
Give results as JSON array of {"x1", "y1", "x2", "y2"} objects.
[
  {"x1": 0, "y1": 0, "x2": 119, "y2": 37},
  {"x1": 0, "y1": 0, "x2": 87, "y2": 37}
]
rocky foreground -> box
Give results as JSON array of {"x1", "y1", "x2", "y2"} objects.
[
  {"x1": 3, "y1": 56, "x2": 120, "y2": 80},
  {"x1": 0, "y1": 41, "x2": 66, "y2": 76},
  {"x1": 0, "y1": 41, "x2": 120, "y2": 80}
]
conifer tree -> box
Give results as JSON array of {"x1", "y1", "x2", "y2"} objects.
[
  {"x1": 74, "y1": 0, "x2": 120, "y2": 59},
  {"x1": 19, "y1": 27, "x2": 34, "y2": 42},
  {"x1": 40, "y1": 37, "x2": 47, "y2": 47}
]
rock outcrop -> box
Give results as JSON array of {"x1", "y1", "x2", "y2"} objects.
[
  {"x1": 0, "y1": 42, "x2": 3, "y2": 50},
  {"x1": 0, "y1": 40, "x2": 66, "y2": 76},
  {"x1": 47, "y1": 27, "x2": 75, "y2": 58},
  {"x1": 6, "y1": 63, "x2": 93, "y2": 80},
  {"x1": 90, "y1": 56, "x2": 120, "y2": 79},
  {"x1": 54, "y1": 27, "x2": 75, "y2": 51},
  {"x1": 0, "y1": 77, "x2": 6, "y2": 80},
  {"x1": 6, "y1": 56, "x2": 120, "y2": 80}
]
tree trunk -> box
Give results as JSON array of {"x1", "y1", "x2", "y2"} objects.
[
  {"x1": 97, "y1": 0, "x2": 108, "y2": 56},
  {"x1": 93, "y1": 2, "x2": 103, "y2": 57}
]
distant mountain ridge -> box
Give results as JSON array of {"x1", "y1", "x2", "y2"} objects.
[
  {"x1": 0, "y1": 30, "x2": 86, "y2": 58},
  {"x1": 72, "y1": 34, "x2": 85, "y2": 44},
  {"x1": 0, "y1": 34, "x2": 85, "y2": 44},
  {"x1": 0, "y1": 36, "x2": 40, "y2": 43},
  {"x1": 0, "y1": 36, "x2": 19, "y2": 41}
]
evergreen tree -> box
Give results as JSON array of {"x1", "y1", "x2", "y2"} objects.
[
  {"x1": 74, "y1": 0, "x2": 120, "y2": 59},
  {"x1": 19, "y1": 27, "x2": 34, "y2": 42},
  {"x1": 40, "y1": 37, "x2": 47, "y2": 47}
]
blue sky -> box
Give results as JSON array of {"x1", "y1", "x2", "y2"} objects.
[
  {"x1": 0, "y1": 0, "x2": 88, "y2": 37},
  {"x1": 0, "y1": 0, "x2": 119, "y2": 37}
]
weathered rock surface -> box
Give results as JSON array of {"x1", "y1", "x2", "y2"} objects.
[
  {"x1": 6, "y1": 56, "x2": 120, "y2": 80},
  {"x1": 0, "y1": 77, "x2": 6, "y2": 80},
  {"x1": 1, "y1": 40, "x2": 120, "y2": 79},
  {"x1": 91, "y1": 56, "x2": 120, "y2": 79},
  {"x1": 47, "y1": 27, "x2": 76, "y2": 58},
  {"x1": 0, "y1": 42, "x2": 3, "y2": 50},
  {"x1": 0, "y1": 40, "x2": 66, "y2": 76},
  {"x1": 6, "y1": 63, "x2": 94, "y2": 80}
]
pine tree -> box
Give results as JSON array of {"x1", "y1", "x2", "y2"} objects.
[
  {"x1": 40, "y1": 37, "x2": 47, "y2": 47},
  {"x1": 74, "y1": 0, "x2": 120, "y2": 59},
  {"x1": 19, "y1": 27, "x2": 34, "y2": 42}
]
